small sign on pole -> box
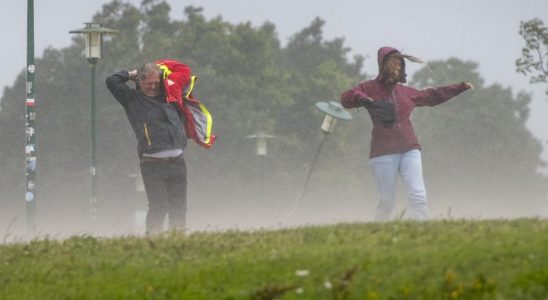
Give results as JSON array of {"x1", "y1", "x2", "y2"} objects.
[{"x1": 25, "y1": 0, "x2": 36, "y2": 230}]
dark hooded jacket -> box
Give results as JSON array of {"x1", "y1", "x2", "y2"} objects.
[
  {"x1": 106, "y1": 70, "x2": 187, "y2": 158},
  {"x1": 341, "y1": 46, "x2": 470, "y2": 158}
]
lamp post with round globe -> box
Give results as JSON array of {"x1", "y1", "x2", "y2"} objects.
[
  {"x1": 292, "y1": 101, "x2": 352, "y2": 213},
  {"x1": 69, "y1": 23, "x2": 117, "y2": 220}
]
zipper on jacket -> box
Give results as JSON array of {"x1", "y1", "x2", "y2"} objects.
[
  {"x1": 389, "y1": 88, "x2": 406, "y2": 150},
  {"x1": 144, "y1": 123, "x2": 152, "y2": 146},
  {"x1": 390, "y1": 89, "x2": 401, "y2": 130}
]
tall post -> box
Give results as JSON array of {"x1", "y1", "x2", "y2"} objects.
[
  {"x1": 291, "y1": 132, "x2": 328, "y2": 214},
  {"x1": 69, "y1": 23, "x2": 117, "y2": 222},
  {"x1": 89, "y1": 58, "x2": 98, "y2": 220},
  {"x1": 25, "y1": 0, "x2": 37, "y2": 230},
  {"x1": 290, "y1": 101, "x2": 352, "y2": 215}
]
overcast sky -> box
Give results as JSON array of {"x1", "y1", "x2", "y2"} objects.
[{"x1": 2, "y1": 0, "x2": 547, "y2": 161}]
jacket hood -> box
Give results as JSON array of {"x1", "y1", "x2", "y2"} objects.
[{"x1": 376, "y1": 46, "x2": 407, "y2": 84}]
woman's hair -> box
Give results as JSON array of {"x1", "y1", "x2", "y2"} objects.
[{"x1": 380, "y1": 53, "x2": 405, "y2": 85}]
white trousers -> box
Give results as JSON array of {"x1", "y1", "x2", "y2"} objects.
[{"x1": 369, "y1": 149, "x2": 429, "y2": 221}]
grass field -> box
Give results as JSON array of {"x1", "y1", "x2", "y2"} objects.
[{"x1": 0, "y1": 219, "x2": 547, "y2": 299}]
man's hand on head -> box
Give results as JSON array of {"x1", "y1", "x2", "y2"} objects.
[{"x1": 128, "y1": 69, "x2": 139, "y2": 82}]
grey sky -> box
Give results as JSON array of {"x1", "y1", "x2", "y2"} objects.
[{"x1": 2, "y1": 0, "x2": 547, "y2": 162}]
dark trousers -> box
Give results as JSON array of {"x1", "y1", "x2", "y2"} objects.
[{"x1": 140, "y1": 155, "x2": 187, "y2": 234}]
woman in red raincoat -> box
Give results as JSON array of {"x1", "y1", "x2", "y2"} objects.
[{"x1": 341, "y1": 46, "x2": 473, "y2": 221}]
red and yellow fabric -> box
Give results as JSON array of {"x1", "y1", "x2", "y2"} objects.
[{"x1": 155, "y1": 59, "x2": 216, "y2": 149}]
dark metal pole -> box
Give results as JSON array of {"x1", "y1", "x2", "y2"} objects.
[
  {"x1": 90, "y1": 59, "x2": 98, "y2": 220},
  {"x1": 89, "y1": 58, "x2": 98, "y2": 220},
  {"x1": 291, "y1": 131, "x2": 329, "y2": 214},
  {"x1": 25, "y1": 0, "x2": 36, "y2": 230}
]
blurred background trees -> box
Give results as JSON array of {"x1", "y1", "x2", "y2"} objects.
[
  {"x1": 1, "y1": 0, "x2": 546, "y2": 234},
  {"x1": 516, "y1": 18, "x2": 548, "y2": 95},
  {"x1": 412, "y1": 58, "x2": 546, "y2": 216}
]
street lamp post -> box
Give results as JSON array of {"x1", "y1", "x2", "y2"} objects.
[
  {"x1": 291, "y1": 101, "x2": 352, "y2": 214},
  {"x1": 129, "y1": 173, "x2": 146, "y2": 234},
  {"x1": 69, "y1": 23, "x2": 116, "y2": 220},
  {"x1": 246, "y1": 131, "x2": 276, "y2": 156},
  {"x1": 246, "y1": 131, "x2": 276, "y2": 192}
]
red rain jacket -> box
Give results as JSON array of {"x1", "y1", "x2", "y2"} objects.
[
  {"x1": 341, "y1": 47, "x2": 470, "y2": 158},
  {"x1": 156, "y1": 59, "x2": 216, "y2": 149}
]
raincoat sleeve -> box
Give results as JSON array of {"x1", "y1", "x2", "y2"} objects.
[
  {"x1": 340, "y1": 82, "x2": 372, "y2": 108},
  {"x1": 105, "y1": 70, "x2": 133, "y2": 107},
  {"x1": 410, "y1": 82, "x2": 471, "y2": 107}
]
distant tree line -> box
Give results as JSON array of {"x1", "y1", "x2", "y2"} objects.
[{"x1": 0, "y1": 0, "x2": 545, "y2": 232}]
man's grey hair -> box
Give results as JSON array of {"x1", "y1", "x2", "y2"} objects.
[{"x1": 138, "y1": 63, "x2": 162, "y2": 80}]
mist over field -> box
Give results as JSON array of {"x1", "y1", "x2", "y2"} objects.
[{"x1": 1, "y1": 1, "x2": 547, "y2": 240}]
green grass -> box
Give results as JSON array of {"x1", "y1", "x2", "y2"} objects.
[{"x1": 1, "y1": 219, "x2": 547, "y2": 299}]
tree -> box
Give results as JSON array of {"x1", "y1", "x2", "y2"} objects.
[
  {"x1": 411, "y1": 58, "x2": 547, "y2": 217},
  {"x1": 0, "y1": 0, "x2": 367, "y2": 232},
  {"x1": 2, "y1": 1, "x2": 545, "y2": 233},
  {"x1": 516, "y1": 18, "x2": 548, "y2": 95}
]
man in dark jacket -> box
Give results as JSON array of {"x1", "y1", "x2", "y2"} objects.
[
  {"x1": 341, "y1": 46, "x2": 473, "y2": 221},
  {"x1": 106, "y1": 63, "x2": 188, "y2": 234}
]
